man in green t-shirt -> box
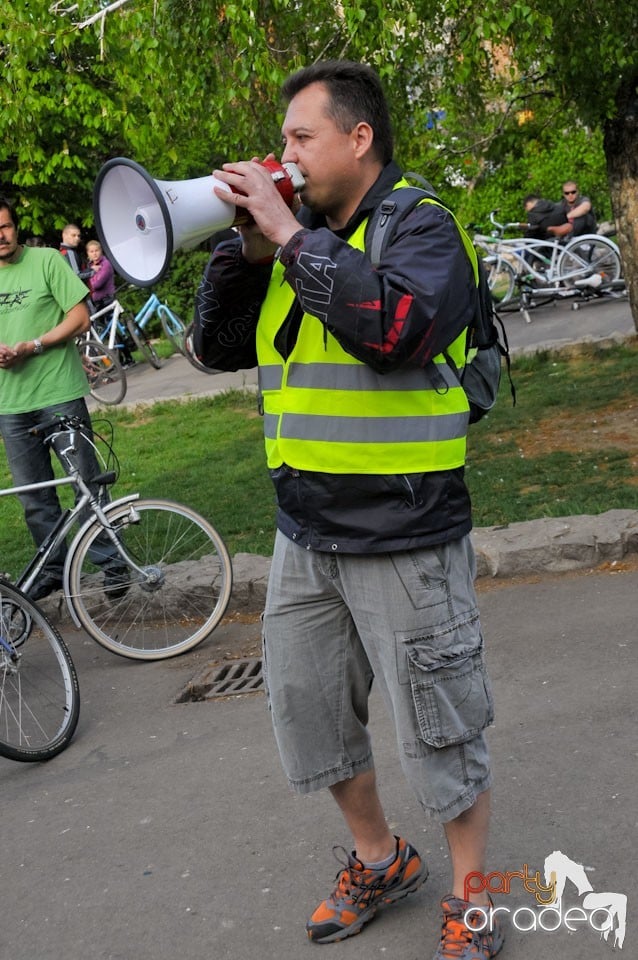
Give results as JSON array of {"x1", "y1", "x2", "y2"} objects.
[{"x1": 0, "y1": 195, "x2": 123, "y2": 600}]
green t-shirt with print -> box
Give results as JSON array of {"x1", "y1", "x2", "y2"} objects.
[{"x1": 0, "y1": 246, "x2": 90, "y2": 414}]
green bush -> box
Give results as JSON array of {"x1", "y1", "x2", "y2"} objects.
[
  {"x1": 449, "y1": 124, "x2": 610, "y2": 232},
  {"x1": 116, "y1": 246, "x2": 211, "y2": 337}
]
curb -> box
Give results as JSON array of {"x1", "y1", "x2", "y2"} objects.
[
  {"x1": 228, "y1": 509, "x2": 638, "y2": 610},
  {"x1": 32, "y1": 510, "x2": 638, "y2": 624}
]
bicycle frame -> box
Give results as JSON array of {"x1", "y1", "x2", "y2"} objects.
[
  {"x1": 480, "y1": 235, "x2": 565, "y2": 279},
  {"x1": 88, "y1": 298, "x2": 128, "y2": 352},
  {"x1": 133, "y1": 292, "x2": 179, "y2": 332},
  {"x1": 1, "y1": 416, "x2": 233, "y2": 660},
  {"x1": 0, "y1": 473, "x2": 147, "y2": 630},
  {"x1": 133, "y1": 293, "x2": 161, "y2": 331},
  {"x1": 0, "y1": 426, "x2": 147, "y2": 630},
  {"x1": 0, "y1": 629, "x2": 17, "y2": 659},
  {"x1": 483, "y1": 234, "x2": 623, "y2": 302}
]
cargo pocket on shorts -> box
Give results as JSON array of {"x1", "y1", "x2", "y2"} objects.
[{"x1": 403, "y1": 621, "x2": 494, "y2": 748}]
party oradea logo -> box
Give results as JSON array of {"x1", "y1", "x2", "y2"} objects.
[{"x1": 464, "y1": 849, "x2": 626, "y2": 949}]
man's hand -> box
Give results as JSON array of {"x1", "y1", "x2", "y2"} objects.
[
  {"x1": 10, "y1": 341, "x2": 33, "y2": 362},
  {"x1": 0, "y1": 343, "x2": 20, "y2": 368},
  {"x1": 212, "y1": 157, "x2": 301, "y2": 260}
]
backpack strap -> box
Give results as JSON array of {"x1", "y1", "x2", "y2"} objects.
[
  {"x1": 367, "y1": 188, "x2": 428, "y2": 267},
  {"x1": 367, "y1": 173, "x2": 440, "y2": 265},
  {"x1": 366, "y1": 177, "x2": 516, "y2": 417},
  {"x1": 367, "y1": 181, "x2": 480, "y2": 283}
]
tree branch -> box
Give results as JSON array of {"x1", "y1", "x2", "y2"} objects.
[{"x1": 75, "y1": 0, "x2": 134, "y2": 29}]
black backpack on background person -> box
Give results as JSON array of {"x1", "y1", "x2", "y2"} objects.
[{"x1": 366, "y1": 173, "x2": 515, "y2": 423}]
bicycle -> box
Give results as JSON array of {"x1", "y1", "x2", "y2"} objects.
[
  {"x1": 119, "y1": 290, "x2": 189, "y2": 365},
  {"x1": 474, "y1": 212, "x2": 624, "y2": 315},
  {"x1": 88, "y1": 293, "x2": 163, "y2": 370},
  {"x1": 0, "y1": 415, "x2": 233, "y2": 661},
  {"x1": 146, "y1": 293, "x2": 189, "y2": 357},
  {"x1": 0, "y1": 578, "x2": 80, "y2": 762},
  {"x1": 77, "y1": 336, "x2": 128, "y2": 406}
]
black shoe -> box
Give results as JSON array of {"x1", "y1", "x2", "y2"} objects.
[
  {"x1": 104, "y1": 566, "x2": 130, "y2": 600},
  {"x1": 26, "y1": 575, "x2": 63, "y2": 602}
]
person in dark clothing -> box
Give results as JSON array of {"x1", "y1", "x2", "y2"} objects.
[
  {"x1": 522, "y1": 194, "x2": 565, "y2": 240},
  {"x1": 192, "y1": 61, "x2": 502, "y2": 960},
  {"x1": 547, "y1": 181, "x2": 597, "y2": 238},
  {"x1": 59, "y1": 223, "x2": 93, "y2": 282}
]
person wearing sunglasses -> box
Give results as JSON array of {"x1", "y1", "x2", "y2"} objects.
[{"x1": 547, "y1": 181, "x2": 597, "y2": 238}]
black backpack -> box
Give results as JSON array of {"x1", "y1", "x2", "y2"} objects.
[{"x1": 367, "y1": 174, "x2": 515, "y2": 423}]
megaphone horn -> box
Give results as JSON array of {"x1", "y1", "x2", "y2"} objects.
[{"x1": 93, "y1": 157, "x2": 305, "y2": 288}]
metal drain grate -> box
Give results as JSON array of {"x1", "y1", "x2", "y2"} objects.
[{"x1": 176, "y1": 658, "x2": 264, "y2": 702}]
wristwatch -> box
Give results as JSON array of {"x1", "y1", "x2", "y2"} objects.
[{"x1": 32, "y1": 338, "x2": 44, "y2": 355}]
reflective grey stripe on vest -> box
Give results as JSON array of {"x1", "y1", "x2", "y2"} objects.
[
  {"x1": 263, "y1": 413, "x2": 279, "y2": 439},
  {"x1": 259, "y1": 365, "x2": 283, "y2": 391},
  {"x1": 260, "y1": 361, "x2": 462, "y2": 394},
  {"x1": 286, "y1": 361, "x2": 462, "y2": 391},
  {"x1": 264, "y1": 412, "x2": 468, "y2": 443}
]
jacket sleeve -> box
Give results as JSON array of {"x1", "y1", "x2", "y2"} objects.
[
  {"x1": 191, "y1": 238, "x2": 272, "y2": 371},
  {"x1": 278, "y1": 202, "x2": 477, "y2": 372}
]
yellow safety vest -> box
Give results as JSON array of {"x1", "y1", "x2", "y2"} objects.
[{"x1": 256, "y1": 188, "x2": 470, "y2": 474}]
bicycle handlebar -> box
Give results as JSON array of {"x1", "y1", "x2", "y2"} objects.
[
  {"x1": 29, "y1": 415, "x2": 117, "y2": 484},
  {"x1": 29, "y1": 415, "x2": 87, "y2": 438},
  {"x1": 488, "y1": 210, "x2": 527, "y2": 235}
]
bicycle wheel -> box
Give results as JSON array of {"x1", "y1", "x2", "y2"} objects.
[
  {"x1": 182, "y1": 321, "x2": 219, "y2": 374},
  {"x1": 79, "y1": 339, "x2": 127, "y2": 405},
  {"x1": 484, "y1": 256, "x2": 516, "y2": 305},
  {"x1": 125, "y1": 316, "x2": 163, "y2": 369},
  {"x1": 0, "y1": 579, "x2": 80, "y2": 762},
  {"x1": 159, "y1": 307, "x2": 187, "y2": 356},
  {"x1": 557, "y1": 237, "x2": 622, "y2": 286},
  {"x1": 68, "y1": 499, "x2": 233, "y2": 660}
]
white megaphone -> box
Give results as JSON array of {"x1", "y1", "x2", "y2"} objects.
[{"x1": 93, "y1": 157, "x2": 305, "y2": 287}]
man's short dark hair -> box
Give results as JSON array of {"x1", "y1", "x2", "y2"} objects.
[
  {"x1": 0, "y1": 196, "x2": 18, "y2": 229},
  {"x1": 282, "y1": 60, "x2": 394, "y2": 166}
]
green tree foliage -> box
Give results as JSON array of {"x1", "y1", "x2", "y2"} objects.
[
  {"x1": 399, "y1": 0, "x2": 638, "y2": 321},
  {"x1": 1, "y1": 1, "x2": 634, "y2": 322}
]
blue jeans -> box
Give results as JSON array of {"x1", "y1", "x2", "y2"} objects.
[{"x1": 0, "y1": 397, "x2": 116, "y2": 578}]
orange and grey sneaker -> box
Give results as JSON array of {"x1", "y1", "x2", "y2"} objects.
[
  {"x1": 306, "y1": 835, "x2": 428, "y2": 944},
  {"x1": 433, "y1": 896, "x2": 505, "y2": 959}
]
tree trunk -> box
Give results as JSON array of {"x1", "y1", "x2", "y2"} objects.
[{"x1": 604, "y1": 73, "x2": 638, "y2": 332}]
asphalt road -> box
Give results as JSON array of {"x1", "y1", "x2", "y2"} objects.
[{"x1": 1, "y1": 564, "x2": 636, "y2": 960}]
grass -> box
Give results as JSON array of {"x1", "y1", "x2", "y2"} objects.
[
  {"x1": 465, "y1": 340, "x2": 638, "y2": 525},
  {"x1": 1, "y1": 340, "x2": 636, "y2": 578}
]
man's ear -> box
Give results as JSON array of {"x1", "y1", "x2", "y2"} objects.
[{"x1": 352, "y1": 122, "x2": 375, "y2": 159}]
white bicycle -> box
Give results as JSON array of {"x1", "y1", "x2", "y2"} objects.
[{"x1": 474, "y1": 212, "x2": 624, "y2": 314}]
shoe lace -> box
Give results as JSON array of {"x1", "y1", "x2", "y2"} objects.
[
  {"x1": 439, "y1": 905, "x2": 492, "y2": 958},
  {"x1": 438, "y1": 913, "x2": 480, "y2": 958},
  {"x1": 329, "y1": 846, "x2": 385, "y2": 907}
]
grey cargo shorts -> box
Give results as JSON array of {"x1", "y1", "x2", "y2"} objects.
[{"x1": 262, "y1": 531, "x2": 494, "y2": 822}]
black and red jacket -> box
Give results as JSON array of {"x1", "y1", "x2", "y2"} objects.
[{"x1": 193, "y1": 162, "x2": 477, "y2": 554}]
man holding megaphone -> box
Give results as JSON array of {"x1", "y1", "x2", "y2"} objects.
[{"x1": 192, "y1": 61, "x2": 503, "y2": 960}]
